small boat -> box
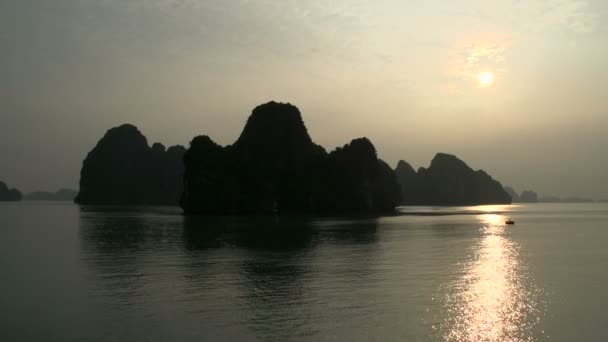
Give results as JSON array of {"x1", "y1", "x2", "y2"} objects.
[{"x1": 505, "y1": 220, "x2": 515, "y2": 225}]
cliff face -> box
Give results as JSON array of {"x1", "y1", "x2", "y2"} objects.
[
  {"x1": 395, "y1": 153, "x2": 511, "y2": 206},
  {"x1": 233, "y1": 102, "x2": 328, "y2": 213},
  {"x1": 181, "y1": 135, "x2": 236, "y2": 213},
  {"x1": 321, "y1": 138, "x2": 401, "y2": 213},
  {"x1": 75, "y1": 124, "x2": 185, "y2": 205},
  {"x1": 182, "y1": 102, "x2": 401, "y2": 215},
  {"x1": 395, "y1": 160, "x2": 423, "y2": 205},
  {"x1": 0, "y1": 181, "x2": 22, "y2": 201},
  {"x1": 503, "y1": 186, "x2": 520, "y2": 202}
]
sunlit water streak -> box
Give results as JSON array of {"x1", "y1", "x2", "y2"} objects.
[{"x1": 441, "y1": 213, "x2": 545, "y2": 342}]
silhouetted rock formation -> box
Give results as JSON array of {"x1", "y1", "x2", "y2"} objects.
[
  {"x1": 321, "y1": 138, "x2": 401, "y2": 213},
  {"x1": 395, "y1": 160, "x2": 424, "y2": 205},
  {"x1": 562, "y1": 196, "x2": 594, "y2": 203},
  {"x1": 182, "y1": 101, "x2": 401, "y2": 215},
  {"x1": 504, "y1": 186, "x2": 520, "y2": 203},
  {"x1": 0, "y1": 181, "x2": 22, "y2": 201},
  {"x1": 25, "y1": 188, "x2": 78, "y2": 201},
  {"x1": 503, "y1": 187, "x2": 543, "y2": 203},
  {"x1": 395, "y1": 153, "x2": 511, "y2": 205},
  {"x1": 75, "y1": 124, "x2": 185, "y2": 205},
  {"x1": 76, "y1": 102, "x2": 514, "y2": 212},
  {"x1": 539, "y1": 195, "x2": 561, "y2": 203},
  {"x1": 519, "y1": 190, "x2": 539, "y2": 203},
  {"x1": 508, "y1": 190, "x2": 594, "y2": 203}
]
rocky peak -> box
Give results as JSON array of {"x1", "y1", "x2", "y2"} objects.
[
  {"x1": 395, "y1": 160, "x2": 416, "y2": 177},
  {"x1": 152, "y1": 142, "x2": 166, "y2": 153},
  {"x1": 0, "y1": 181, "x2": 22, "y2": 201},
  {"x1": 234, "y1": 101, "x2": 315, "y2": 158},
  {"x1": 95, "y1": 124, "x2": 149, "y2": 153},
  {"x1": 428, "y1": 153, "x2": 472, "y2": 173}
]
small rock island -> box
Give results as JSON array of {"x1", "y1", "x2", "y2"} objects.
[
  {"x1": 0, "y1": 181, "x2": 22, "y2": 201},
  {"x1": 75, "y1": 124, "x2": 186, "y2": 205}
]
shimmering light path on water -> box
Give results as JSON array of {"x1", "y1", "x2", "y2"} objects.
[
  {"x1": 441, "y1": 212, "x2": 545, "y2": 341},
  {"x1": 1, "y1": 203, "x2": 607, "y2": 341}
]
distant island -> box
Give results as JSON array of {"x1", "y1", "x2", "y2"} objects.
[
  {"x1": 0, "y1": 181, "x2": 22, "y2": 201},
  {"x1": 75, "y1": 101, "x2": 513, "y2": 214},
  {"x1": 395, "y1": 154, "x2": 511, "y2": 206},
  {"x1": 504, "y1": 186, "x2": 596, "y2": 203},
  {"x1": 504, "y1": 187, "x2": 540, "y2": 203},
  {"x1": 24, "y1": 188, "x2": 78, "y2": 201}
]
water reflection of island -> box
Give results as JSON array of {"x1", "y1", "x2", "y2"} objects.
[
  {"x1": 181, "y1": 215, "x2": 381, "y2": 340},
  {"x1": 79, "y1": 207, "x2": 184, "y2": 308},
  {"x1": 80, "y1": 209, "x2": 383, "y2": 340}
]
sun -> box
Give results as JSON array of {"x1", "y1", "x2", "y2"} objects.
[{"x1": 478, "y1": 72, "x2": 495, "y2": 87}]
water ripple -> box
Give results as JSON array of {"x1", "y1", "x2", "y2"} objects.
[{"x1": 440, "y1": 214, "x2": 546, "y2": 342}]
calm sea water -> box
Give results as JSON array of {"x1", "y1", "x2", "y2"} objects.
[{"x1": 1, "y1": 202, "x2": 607, "y2": 341}]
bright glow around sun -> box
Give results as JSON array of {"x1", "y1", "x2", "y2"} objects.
[{"x1": 478, "y1": 72, "x2": 495, "y2": 87}]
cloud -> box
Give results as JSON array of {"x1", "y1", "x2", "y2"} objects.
[
  {"x1": 448, "y1": 0, "x2": 597, "y2": 82},
  {"x1": 521, "y1": 0, "x2": 598, "y2": 34},
  {"x1": 454, "y1": 43, "x2": 508, "y2": 79}
]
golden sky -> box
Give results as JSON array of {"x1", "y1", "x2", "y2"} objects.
[{"x1": 1, "y1": 0, "x2": 607, "y2": 198}]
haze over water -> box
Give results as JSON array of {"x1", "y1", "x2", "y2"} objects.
[{"x1": 2, "y1": 202, "x2": 607, "y2": 341}]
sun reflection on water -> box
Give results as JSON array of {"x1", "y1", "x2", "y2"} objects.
[{"x1": 442, "y1": 214, "x2": 544, "y2": 342}]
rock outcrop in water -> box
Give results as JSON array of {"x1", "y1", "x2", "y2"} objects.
[
  {"x1": 394, "y1": 153, "x2": 511, "y2": 205},
  {"x1": 321, "y1": 138, "x2": 401, "y2": 213},
  {"x1": 25, "y1": 188, "x2": 78, "y2": 201},
  {"x1": 75, "y1": 102, "x2": 512, "y2": 211},
  {"x1": 181, "y1": 101, "x2": 401, "y2": 215},
  {"x1": 75, "y1": 124, "x2": 185, "y2": 205},
  {"x1": 503, "y1": 187, "x2": 540, "y2": 203},
  {"x1": 519, "y1": 190, "x2": 539, "y2": 203},
  {"x1": 0, "y1": 181, "x2": 22, "y2": 201}
]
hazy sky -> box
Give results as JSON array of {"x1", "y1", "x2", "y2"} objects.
[{"x1": 1, "y1": 0, "x2": 607, "y2": 198}]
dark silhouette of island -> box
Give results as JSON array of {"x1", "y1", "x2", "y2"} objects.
[
  {"x1": 539, "y1": 195, "x2": 561, "y2": 203},
  {"x1": 506, "y1": 186, "x2": 597, "y2": 203},
  {"x1": 74, "y1": 101, "x2": 516, "y2": 212},
  {"x1": 181, "y1": 101, "x2": 401, "y2": 215},
  {"x1": 562, "y1": 196, "x2": 594, "y2": 203},
  {"x1": 24, "y1": 188, "x2": 78, "y2": 201},
  {"x1": 519, "y1": 190, "x2": 539, "y2": 203},
  {"x1": 395, "y1": 154, "x2": 511, "y2": 205},
  {"x1": 75, "y1": 124, "x2": 186, "y2": 205},
  {"x1": 503, "y1": 187, "x2": 539, "y2": 203},
  {"x1": 0, "y1": 181, "x2": 22, "y2": 201}
]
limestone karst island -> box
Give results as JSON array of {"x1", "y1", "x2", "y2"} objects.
[
  {"x1": 74, "y1": 101, "x2": 511, "y2": 214},
  {"x1": 0, "y1": 181, "x2": 22, "y2": 202}
]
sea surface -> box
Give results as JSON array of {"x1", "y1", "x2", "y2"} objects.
[{"x1": 1, "y1": 202, "x2": 607, "y2": 341}]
